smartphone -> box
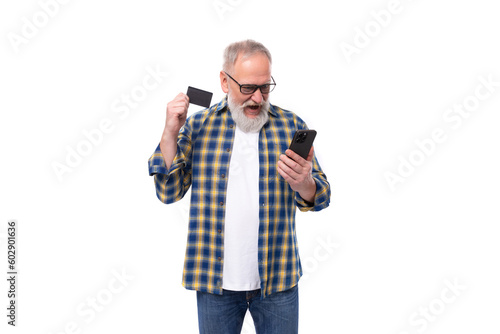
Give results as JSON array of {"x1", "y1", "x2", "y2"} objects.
[{"x1": 288, "y1": 130, "x2": 316, "y2": 159}]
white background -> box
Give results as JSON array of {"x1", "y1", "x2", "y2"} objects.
[{"x1": 1, "y1": 0, "x2": 499, "y2": 333}]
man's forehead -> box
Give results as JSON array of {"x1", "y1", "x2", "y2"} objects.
[
  {"x1": 235, "y1": 52, "x2": 270, "y2": 68},
  {"x1": 233, "y1": 53, "x2": 272, "y2": 82}
]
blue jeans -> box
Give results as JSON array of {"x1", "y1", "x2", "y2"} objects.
[{"x1": 197, "y1": 285, "x2": 299, "y2": 334}]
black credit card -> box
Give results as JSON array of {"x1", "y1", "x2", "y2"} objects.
[{"x1": 186, "y1": 86, "x2": 213, "y2": 108}]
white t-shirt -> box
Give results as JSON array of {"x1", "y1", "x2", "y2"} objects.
[{"x1": 222, "y1": 126, "x2": 261, "y2": 291}]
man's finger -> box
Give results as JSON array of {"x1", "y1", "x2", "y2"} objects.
[
  {"x1": 280, "y1": 153, "x2": 299, "y2": 170},
  {"x1": 285, "y1": 149, "x2": 307, "y2": 165},
  {"x1": 278, "y1": 160, "x2": 299, "y2": 180}
]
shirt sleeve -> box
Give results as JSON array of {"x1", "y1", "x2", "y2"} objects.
[
  {"x1": 295, "y1": 152, "x2": 331, "y2": 212},
  {"x1": 148, "y1": 120, "x2": 193, "y2": 204},
  {"x1": 291, "y1": 118, "x2": 331, "y2": 212}
]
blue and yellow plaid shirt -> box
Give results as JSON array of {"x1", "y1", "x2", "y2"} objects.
[{"x1": 148, "y1": 97, "x2": 330, "y2": 298}]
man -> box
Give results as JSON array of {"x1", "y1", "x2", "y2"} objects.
[{"x1": 148, "y1": 40, "x2": 330, "y2": 334}]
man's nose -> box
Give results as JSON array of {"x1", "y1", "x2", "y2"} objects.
[{"x1": 250, "y1": 89, "x2": 263, "y2": 104}]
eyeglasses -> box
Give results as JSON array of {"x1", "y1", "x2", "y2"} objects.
[{"x1": 224, "y1": 71, "x2": 276, "y2": 95}]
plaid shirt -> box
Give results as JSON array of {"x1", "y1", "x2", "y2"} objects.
[{"x1": 148, "y1": 97, "x2": 330, "y2": 298}]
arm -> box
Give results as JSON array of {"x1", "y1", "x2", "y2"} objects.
[
  {"x1": 160, "y1": 93, "x2": 190, "y2": 170},
  {"x1": 277, "y1": 146, "x2": 330, "y2": 212},
  {"x1": 148, "y1": 93, "x2": 193, "y2": 204},
  {"x1": 277, "y1": 147, "x2": 317, "y2": 203}
]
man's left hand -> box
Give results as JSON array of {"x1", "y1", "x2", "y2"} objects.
[{"x1": 277, "y1": 147, "x2": 317, "y2": 203}]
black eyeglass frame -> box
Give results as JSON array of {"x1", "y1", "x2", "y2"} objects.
[{"x1": 224, "y1": 71, "x2": 276, "y2": 95}]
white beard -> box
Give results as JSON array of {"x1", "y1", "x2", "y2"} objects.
[{"x1": 227, "y1": 92, "x2": 270, "y2": 133}]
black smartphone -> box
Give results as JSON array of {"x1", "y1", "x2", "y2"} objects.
[{"x1": 288, "y1": 130, "x2": 316, "y2": 159}]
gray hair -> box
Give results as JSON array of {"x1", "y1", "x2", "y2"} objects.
[{"x1": 222, "y1": 39, "x2": 272, "y2": 73}]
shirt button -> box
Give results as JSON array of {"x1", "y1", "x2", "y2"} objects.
[
  {"x1": 218, "y1": 229, "x2": 222, "y2": 234},
  {"x1": 229, "y1": 124, "x2": 234, "y2": 128},
  {"x1": 220, "y1": 202, "x2": 224, "y2": 206},
  {"x1": 226, "y1": 148, "x2": 230, "y2": 152},
  {"x1": 218, "y1": 257, "x2": 222, "y2": 261},
  {"x1": 221, "y1": 174, "x2": 225, "y2": 178}
]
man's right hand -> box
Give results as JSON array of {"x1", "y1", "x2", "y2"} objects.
[
  {"x1": 164, "y1": 92, "x2": 190, "y2": 136},
  {"x1": 160, "y1": 93, "x2": 190, "y2": 170}
]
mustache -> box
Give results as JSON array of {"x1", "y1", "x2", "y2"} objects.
[{"x1": 242, "y1": 100, "x2": 265, "y2": 107}]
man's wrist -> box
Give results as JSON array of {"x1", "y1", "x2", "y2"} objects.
[
  {"x1": 298, "y1": 177, "x2": 316, "y2": 204},
  {"x1": 160, "y1": 129, "x2": 179, "y2": 171},
  {"x1": 161, "y1": 128, "x2": 178, "y2": 143}
]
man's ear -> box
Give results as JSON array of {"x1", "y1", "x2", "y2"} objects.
[{"x1": 220, "y1": 71, "x2": 229, "y2": 94}]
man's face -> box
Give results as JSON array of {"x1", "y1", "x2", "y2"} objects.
[{"x1": 221, "y1": 52, "x2": 272, "y2": 119}]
